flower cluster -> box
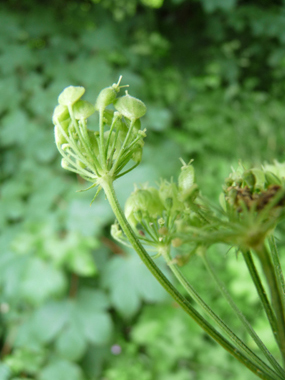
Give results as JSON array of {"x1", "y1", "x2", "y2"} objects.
[
  {"x1": 52, "y1": 77, "x2": 147, "y2": 192},
  {"x1": 111, "y1": 160, "x2": 205, "y2": 254},
  {"x1": 112, "y1": 160, "x2": 285, "y2": 258},
  {"x1": 223, "y1": 161, "x2": 285, "y2": 213}
]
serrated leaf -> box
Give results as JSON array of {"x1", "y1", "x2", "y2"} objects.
[
  {"x1": 103, "y1": 252, "x2": 168, "y2": 317},
  {"x1": 75, "y1": 289, "x2": 113, "y2": 345}
]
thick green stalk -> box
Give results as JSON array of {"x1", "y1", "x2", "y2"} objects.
[
  {"x1": 201, "y1": 251, "x2": 285, "y2": 378},
  {"x1": 100, "y1": 177, "x2": 282, "y2": 380}
]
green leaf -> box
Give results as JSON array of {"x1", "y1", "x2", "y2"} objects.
[
  {"x1": 77, "y1": 288, "x2": 111, "y2": 312},
  {"x1": 21, "y1": 258, "x2": 67, "y2": 304},
  {"x1": 68, "y1": 249, "x2": 97, "y2": 277},
  {"x1": 67, "y1": 199, "x2": 113, "y2": 237},
  {"x1": 80, "y1": 312, "x2": 113, "y2": 345},
  {"x1": 103, "y1": 252, "x2": 168, "y2": 317},
  {"x1": 4, "y1": 348, "x2": 46, "y2": 376},
  {"x1": 76, "y1": 289, "x2": 113, "y2": 345},
  {"x1": 55, "y1": 321, "x2": 87, "y2": 361},
  {"x1": 39, "y1": 360, "x2": 83, "y2": 380},
  {"x1": 140, "y1": 0, "x2": 164, "y2": 9},
  {"x1": 30, "y1": 301, "x2": 70, "y2": 344}
]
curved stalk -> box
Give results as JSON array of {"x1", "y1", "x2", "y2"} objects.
[{"x1": 100, "y1": 177, "x2": 282, "y2": 380}]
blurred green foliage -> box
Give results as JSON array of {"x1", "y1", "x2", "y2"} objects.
[{"x1": 1, "y1": 0, "x2": 285, "y2": 378}]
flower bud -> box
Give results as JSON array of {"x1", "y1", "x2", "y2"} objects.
[
  {"x1": 114, "y1": 94, "x2": 146, "y2": 121},
  {"x1": 58, "y1": 86, "x2": 85, "y2": 106},
  {"x1": 73, "y1": 100, "x2": 95, "y2": 120}
]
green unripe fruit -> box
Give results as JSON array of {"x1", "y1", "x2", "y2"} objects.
[
  {"x1": 125, "y1": 188, "x2": 164, "y2": 225},
  {"x1": 95, "y1": 86, "x2": 118, "y2": 111},
  {"x1": 54, "y1": 125, "x2": 67, "y2": 147},
  {"x1": 73, "y1": 100, "x2": 95, "y2": 120},
  {"x1": 159, "y1": 180, "x2": 183, "y2": 211},
  {"x1": 54, "y1": 119, "x2": 71, "y2": 147},
  {"x1": 114, "y1": 94, "x2": 146, "y2": 121},
  {"x1": 178, "y1": 164, "x2": 195, "y2": 200},
  {"x1": 52, "y1": 104, "x2": 70, "y2": 124},
  {"x1": 58, "y1": 86, "x2": 85, "y2": 106},
  {"x1": 132, "y1": 145, "x2": 143, "y2": 164}
]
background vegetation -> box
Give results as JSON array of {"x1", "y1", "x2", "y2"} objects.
[{"x1": 1, "y1": 0, "x2": 285, "y2": 378}]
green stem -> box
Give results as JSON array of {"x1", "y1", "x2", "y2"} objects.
[
  {"x1": 269, "y1": 236, "x2": 285, "y2": 317},
  {"x1": 100, "y1": 177, "x2": 281, "y2": 380},
  {"x1": 255, "y1": 244, "x2": 285, "y2": 366},
  {"x1": 201, "y1": 250, "x2": 285, "y2": 377},
  {"x1": 161, "y1": 246, "x2": 281, "y2": 380},
  {"x1": 242, "y1": 250, "x2": 281, "y2": 352}
]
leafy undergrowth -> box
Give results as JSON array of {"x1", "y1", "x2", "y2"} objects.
[{"x1": 1, "y1": 0, "x2": 285, "y2": 378}]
